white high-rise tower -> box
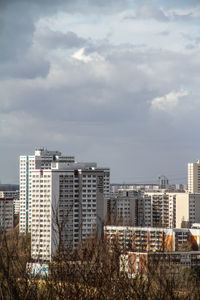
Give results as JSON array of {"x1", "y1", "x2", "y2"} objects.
[
  {"x1": 31, "y1": 162, "x2": 110, "y2": 261},
  {"x1": 19, "y1": 148, "x2": 75, "y2": 233}
]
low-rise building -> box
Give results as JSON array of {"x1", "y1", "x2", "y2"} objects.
[{"x1": 104, "y1": 226, "x2": 200, "y2": 252}]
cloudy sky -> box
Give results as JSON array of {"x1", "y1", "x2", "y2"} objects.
[{"x1": 1, "y1": 0, "x2": 200, "y2": 184}]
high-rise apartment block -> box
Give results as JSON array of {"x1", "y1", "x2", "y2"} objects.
[
  {"x1": 188, "y1": 160, "x2": 200, "y2": 193},
  {"x1": 0, "y1": 198, "x2": 14, "y2": 231},
  {"x1": 19, "y1": 149, "x2": 110, "y2": 261},
  {"x1": 0, "y1": 190, "x2": 19, "y2": 214},
  {"x1": 141, "y1": 192, "x2": 200, "y2": 228},
  {"x1": 139, "y1": 192, "x2": 176, "y2": 228},
  {"x1": 107, "y1": 189, "x2": 141, "y2": 226},
  {"x1": 30, "y1": 162, "x2": 109, "y2": 261},
  {"x1": 19, "y1": 149, "x2": 75, "y2": 233}
]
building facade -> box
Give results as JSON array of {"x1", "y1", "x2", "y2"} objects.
[
  {"x1": 158, "y1": 175, "x2": 169, "y2": 189},
  {"x1": 30, "y1": 161, "x2": 110, "y2": 261},
  {"x1": 0, "y1": 198, "x2": 14, "y2": 231},
  {"x1": 108, "y1": 190, "x2": 200, "y2": 229},
  {"x1": 188, "y1": 160, "x2": 200, "y2": 193},
  {"x1": 104, "y1": 226, "x2": 200, "y2": 252},
  {"x1": 0, "y1": 190, "x2": 19, "y2": 214},
  {"x1": 107, "y1": 189, "x2": 141, "y2": 226},
  {"x1": 19, "y1": 148, "x2": 75, "y2": 233},
  {"x1": 140, "y1": 192, "x2": 176, "y2": 228}
]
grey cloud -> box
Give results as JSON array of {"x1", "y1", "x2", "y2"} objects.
[
  {"x1": 185, "y1": 44, "x2": 196, "y2": 50},
  {"x1": 182, "y1": 33, "x2": 200, "y2": 45},
  {"x1": 1, "y1": 44, "x2": 199, "y2": 125},
  {"x1": 35, "y1": 28, "x2": 88, "y2": 49},
  {"x1": 0, "y1": 55, "x2": 50, "y2": 79},
  {"x1": 123, "y1": 5, "x2": 169, "y2": 22},
  {"x1": 0, "y1": 5, "x2": 34, "y2": 62},
  {"x1": 1, "y1": 0, "x2": 129, "y2": 14},
  {"x1": 0, "y1": 0, "x2": 128, "y2": 57},
  {"x1": 164, "y1": 0, "x2": 200, "y2": 8},
  {"x1": 158, "y1": 30, "x2": 170, "y2": 36},
  {"x1": 123, "y1": 5, "x2": 200, "y2": 23},
  {"x1": 138, "y1": 5, "x2": 169, "y2": 22},
  {"x1": 171, "y1": 12, "x2": 198, "y2": 22}
]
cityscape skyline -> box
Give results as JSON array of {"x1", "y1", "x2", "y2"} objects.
[
  {"x1": 0, "y1": 145, "x2": 193, "y2": 185},
  {"x1": 1, "y1": 1, "x2": 200, "y2": 184},
  {"x1": 1, "y1": 1, "x2": 200, "y2": 296}
]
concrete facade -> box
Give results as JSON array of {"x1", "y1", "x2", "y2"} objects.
[
  {"x1": 188, "y1": 160, "x2": 200, "y2": 193},
  {"x1": 0, "y1": 198, "x2": 14, "y2": 231},
  {"x1": 19, "y1": 148, "x2": 75, "y2": 233},
  {"x1": 31, "y1": 162, "x2": 110, "y2": 261},
  {"x1": 104, "y1": 226, "x2": 200, "y2": 252}
]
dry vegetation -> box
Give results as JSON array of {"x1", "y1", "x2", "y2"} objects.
[{"x1": 0, "y1": 230, "x2": 200, "y2": 299}]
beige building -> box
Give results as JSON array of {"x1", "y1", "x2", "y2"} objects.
[
  {"x1": 188, "y1": 160, "x2": 200, "y2": 193},
  {"x1": 176, "y1": 193, "x2": 200, "y2": 227}
]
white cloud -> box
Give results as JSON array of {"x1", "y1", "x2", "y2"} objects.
[
  {"x1": 151, "y1": 90, "x2": 188, "y2": 112},
  {"x1": 71, "y1": 48, "x2": 104, "y2": 62}
]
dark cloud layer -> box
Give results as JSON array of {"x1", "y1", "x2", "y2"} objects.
[{"x1": 0, "y1": 0, "x2": 200, "y2": 183}]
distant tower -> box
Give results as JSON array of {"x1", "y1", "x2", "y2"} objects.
[{"x1": 158, "y1": 175, "x2": 169, "y2": 189}]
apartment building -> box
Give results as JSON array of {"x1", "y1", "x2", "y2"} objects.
[
  {"x1": 108, "y1": 189, "x2": 200, "y2": 229},
  {"x1": 104, "y1": 226, "x2": 200, "y2": 252},
  {"x1": 0, "y1": 190, "x2": 19, "y2": 214},
  {"x1": 140, "y1": 192, "x2": 176, "y2": 228},
  {"x1": 143, "y1": 192, "x2": 200, "y2": 228},
  {"x1": 175, "y1": 193, "x2": 200, "y2": 227},
  {"x1": 107, "y1": 189, "x2": 141, "y2": 226},
  {"x1": 19, "y1": 148, "x2": 75, "y2": 233},
  {"x1": 31, "y1": 161, "x2": 110, "y2": 261},
  {"x1": 0, "y1": 198, "x2": 14, "y2": 231},
  {"x1": 188, "y1": 160, "x2": 200, "y2": 193},
  {"x1": 0, "y1": 190, "x2": 19, "y2": 199}
]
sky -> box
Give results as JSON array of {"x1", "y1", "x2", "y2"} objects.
[{"x1": 1, "y1": 0, "x2": 200, "y2": 184}]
